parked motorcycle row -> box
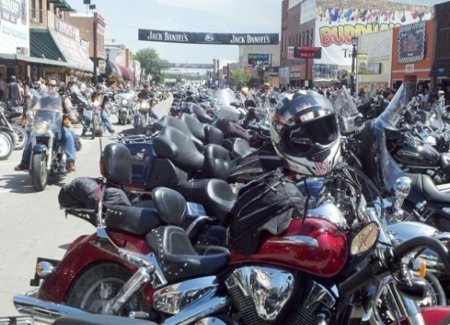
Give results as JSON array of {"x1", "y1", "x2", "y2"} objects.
[{"x1": 11, "y1": 84, "x2": 450, "y2": 325}]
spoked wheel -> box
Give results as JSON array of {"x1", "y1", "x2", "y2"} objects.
[
  {"x1": 11, "y1": 125, "x2": 27, "y2": 150},
  {"x1": 65, "y1": 263, "x2": 146, "y2": 315},
  {"x1": 31, "y1": 153, "x2": 48, "y2": 191},
  {"x1": 0, "y1": 132, "x2": 13, "y2": 160}
]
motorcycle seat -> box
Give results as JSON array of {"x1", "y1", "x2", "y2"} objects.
[
  {"x1": 204, "y1": 124, "x2": 224, "y2": 145},
  {"x1": 105, "y1": 205, "x2": 162, "y2": 236},
  {"x1": 203, "y1": 144, "x2": 231, "y2": 180},
  {"x1": 192, "y1": 103, "x2": 214, "y2": 123},
  {"x1": 146, "y1": 225, "x2": 229, "y2": 282},
  {"x1": 229, "y1": 138, "x2": 254, "y2": 159},
  {"x1": 406, "y1": 173, "x2": 450, "y2": 204},
  {"x1": 153, "y1": 126, "x2": 204, "y2": 172},
  {"x1": 180, "y1": 113, "x2": 206, "y2": 142},
  {"x1": 154, "y1": 115, "x2": 204, "y2": 150},
  {"x1": 176, "y1": 179, "x2": 236, "y2": 222}
]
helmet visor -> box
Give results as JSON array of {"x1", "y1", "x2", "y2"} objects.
[{"x1": 283, "y1": 115, "x2": 338, "y2": 155}]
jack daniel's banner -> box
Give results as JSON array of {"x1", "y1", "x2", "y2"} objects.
[{"x1": 138, "y1": 29, "x2": 279, "y2": 45}]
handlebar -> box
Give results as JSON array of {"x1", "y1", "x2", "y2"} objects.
[{"x1": 339, "y1": 236, "x2": 450, "y2": 296}]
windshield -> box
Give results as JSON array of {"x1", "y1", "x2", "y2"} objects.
[
  {"x1": 215, "y1": 88, "x2": 240, "y2": 107},
  {"x1": 332, "y1": 86, "x2": 359, "y2": 117},
  {"x1": 377, "y1": 84, "x2": 408, "y2": 128},
  {"x1": 33, "y1": 109, "x2": 63, "y2": 133}
]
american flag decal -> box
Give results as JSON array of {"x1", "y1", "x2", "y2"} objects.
[{"x1": 314, "y1": 159, "x2": 331, "y2": 175}]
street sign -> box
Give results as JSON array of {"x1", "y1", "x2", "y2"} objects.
[{"x1": 294, "y1": 46, "x2": 322, "y2": 59}]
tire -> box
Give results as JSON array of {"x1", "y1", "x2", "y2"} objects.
[
  {"x1": 91, "y1": 114, "x2": 101, "y2": 139},
  {"x1": 31, "y1": 153, "x2": 48, "y2": 192},
  {"x1": 120, "y1": 112, "x2": 127, "y2": 125},
  {"x1": 65, "y1": 263, "x2": 146, "y2": 315},
  {"x1": 11, "y1": 125, "x2": 27, "y2": 150},
  {"x1": 0, "y1": 132, "x2": 13, "y2": 160}
]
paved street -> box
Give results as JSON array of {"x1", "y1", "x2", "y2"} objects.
[{"x1": 0, "y1": 97, "x2": 171, "y2": 317}]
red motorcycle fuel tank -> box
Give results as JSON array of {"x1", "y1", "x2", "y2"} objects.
[{"x1": 230, "y1": 217, "x2": 348, "y2": 277}]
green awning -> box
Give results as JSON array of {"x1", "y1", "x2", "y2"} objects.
[
  {"x1": 30, "y1": 28, "x2": 65, "y2": 62},
  {"x1": 48, "y1": 0, "x2": 73, "y2": 11}
]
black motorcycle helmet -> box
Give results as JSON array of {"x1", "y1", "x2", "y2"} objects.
[{"x1": 270, "y1": 90, "x2": 341, "y2": 176}]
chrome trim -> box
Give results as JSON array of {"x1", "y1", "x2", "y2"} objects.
[
  {"x1": 153, "y1": 276, "x2": 218, "y2": 315},
  {"x1": 185, "y1": 216, "x2": 214, "y2": 237},
  {"x1": 111, "y1": 266, "x2": 152, "y2": 313},
  {"x1": 225, "y1": 266, "x2": 295, "y2": 321},
  {"x1": 303, "y1": 281, "x2": 337, "y2": 310},
  {"x1": 267, "y1": 235, "x2": 318, "y2": 248},
  {"x1": 306, "y1": 202, "x2": 348, "y2": 229},
  {"x1": 35, "y1": 261, "x2": 56, "y2": 278},
  {"x1": 95, "y1": 227, "x2": 168, "y2": 288},
  {"x1": 387, "y1": 222, "x2": 439, "y2": 245},
  {"x1": 13, "y1": 294, "x2": 88, "y2": 323},
  {"x1": 194, "y1": 317, "x2": 227, "y2": 325},
  {"x1": 164, "y1": 296, "x2": 229, "y2": 325}
]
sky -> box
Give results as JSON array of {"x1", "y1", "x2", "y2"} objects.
[{"x1": 65, "y1": 0, "x2": 282, "y2": 64}]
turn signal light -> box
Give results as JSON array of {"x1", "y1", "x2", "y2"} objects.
[{"x1": 418, "y1": 259, "x2": 427, "y2": 278}]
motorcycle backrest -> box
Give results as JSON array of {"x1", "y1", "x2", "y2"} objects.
[
  {"x1": 204, "y1": 124, "x2": 224, "y2": 145},
  {"x1": 191, "y1": 103, "x2": 213, "y2": 123},
  {"x1": 152, "y1": 187, "x2": 187, "y2": 226},
  {"x1": 180, "y1": 113, "x2": 206, "y2": 141},
  {"x1": 153, "y1": 115, "x2": 204, "y2": 150},
  {"x1": 203, "y1": 144, "x2": 231, "y2": 180},
  {"x1": 101, "y1": 143, "x2": 132, "y2": 185},
  {"x1": 153, "y1": 126, "x2": 204, "y2": 172}
]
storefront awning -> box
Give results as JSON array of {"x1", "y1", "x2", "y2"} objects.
[
  {"x1": 49, "y1": 30, "x2": 93, "y2": 72},
  {"x1": 118, "y1": 65, "x2": 133, "y2": 80},
  {"x1": 105, "y1": 61, "x2": 122, "y2": 78},
  {"x1": 30, "y1": 28, "x2": 65, "y2": 62},
  {"x1": 48, "y1": 0, "x2": 74, "y2": 11}
]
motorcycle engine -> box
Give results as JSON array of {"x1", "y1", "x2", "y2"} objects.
[{"x1": 225, "y1": 266, "x2": 337, "y2": 325}]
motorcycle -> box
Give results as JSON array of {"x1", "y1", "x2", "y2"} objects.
[
  {"x1": 133, "y1": 98, "x2": 156, "y2": 132},
  {"x1": 28, "y1": 108, "x2": 70, "y2": 191},
  {"x1": 13, "y1": 137, "x2": 450, "y2": 324},
  {"x1": 0, "y1": 102, "x2": 16, "y2": 159},
  {"x1": 115, "y1": 91, "x2": 135, "y2": 125}
]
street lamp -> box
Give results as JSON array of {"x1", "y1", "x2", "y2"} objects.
[
  {"x1": 350, "y1": 36, "x2": 359, "y2": 96},
  {"x1": 84, "y1": 0, "x2": 98, "y2": 84},
  {"x1": 105, "y1": 48, "x2": 111, "y2": 77}
]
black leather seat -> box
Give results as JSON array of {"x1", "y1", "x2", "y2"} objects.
[
  {"x1": 407, "y1": 173, "x2": 450, "y2": 204},
  {"x1": 203, "y1": 144, "x2": 231, "y2": 180},
  {"x1": 152, "y1": 187, "x2": 187, "y2": 226},
  {"x1": 176, "y1": 179, "x2": 236, "y2": 222},
  {"x1": 230, "y1": 138, "x2": 254, "y2": 159},
  {"x1": 105, "y1": 205, "x2": 162, "y2": 235},
  {"x1": 181, "y1": 113, "x2": 206, "y2": 142},
  {"x1": 146, "y1": 225, "x2": 228, "y2": 282},
  {"x1": 153, "y1": 126, "x2": 204, "y2": 172},
  {"x1": 192, "y1": 103, "x2": 213, "y2": 123},
  {"x1": 153, "y1": 115, "x2": 204, "y2": 150},
  {"x1": 102, "y1": 143, "x2": 132, "y2": 185},
  {"x1": 204, "y1": 124, "x2": 224, "y2": 145}
]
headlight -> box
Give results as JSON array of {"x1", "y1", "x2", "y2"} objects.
[
  {"x1": 122, "y1": 99, "x2": 128, "y2": 106},
  {"x1": 35, "y1": 121, "x2": 49, "y2": 136},
  {"x1": 141, "y1": 101, "x2": 150, "y2": 109}
]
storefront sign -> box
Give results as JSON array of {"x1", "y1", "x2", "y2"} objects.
[
  {"x1": 294, "y1": 46, "x2": 322, "y2": 59},
  {"x1": 0, "y1": 0, "x2": 28, "y2": 54},
  {"x1": 55, "y1": 17, "x2": 78, "y2": 39},
  {"x1": 398, "y1": 21, "x2": 425, "y2": 63},
  {"x1": 1, "y1": 0, "x2": 22, "y2": 24},
  {"x1": 315, "y1": 3, "x2": 432, "y2": 66},
  {"x1": 290, "y1": 72, "x2": 301, "y2": 79},
  {"x1": 138, "y1": 29, "x2": 279, "y2": 45}
]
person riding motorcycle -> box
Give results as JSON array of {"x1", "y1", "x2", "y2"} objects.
[
  {"x1": 14, "y1": 78, "x2": 78, "y2": 173},
  {"x1": 81, "y1": 85, "x2": 115, "y2": 135},
  {"x1": 136, "y1": 83, "x2": 158, "y2": 119}
]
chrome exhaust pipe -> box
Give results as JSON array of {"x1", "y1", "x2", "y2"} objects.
[{"x1": 13, "y1": 294, "x2": 88, "y2": 324}]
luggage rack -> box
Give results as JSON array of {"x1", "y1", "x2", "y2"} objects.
[{"x1": 111, "y1": 131, "x2": 158, "y2": 145}]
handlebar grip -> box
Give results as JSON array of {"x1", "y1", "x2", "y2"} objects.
[
  {"x1": 392, "y1": 236, "x2": 450, "y2": 271},
  {"x1": 338, "y1": 262, "x2": 378, "y2": 296}
]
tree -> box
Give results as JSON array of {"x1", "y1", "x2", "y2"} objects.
[
  {"x1": 133, "y1": 48, "x2": 164, "y2": 84},
  {"x1": 230, "y1": 69, "x2": 252, "y2": 88}
]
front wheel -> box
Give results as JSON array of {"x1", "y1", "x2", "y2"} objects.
[
  {"x1": 65, "y1": 263, "x2": 146, "y2": 315},
  {"x1": 91, "y1": 114, "x2": 102, "y2": 139},
  {"x1": 0, "y1": 132, "x2": 13, "y2": 160},
  {"x1": 11, "y1": 125, "x2": 27, "y2": 150},
  {"x1": 31, "y1": 153, "x2": 48, "y2": 191}
]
